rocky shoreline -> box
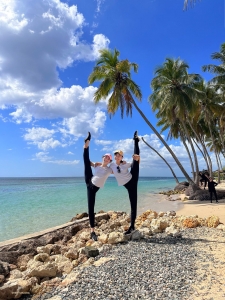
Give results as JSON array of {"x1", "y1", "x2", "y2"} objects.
[{"x1": 1, "y1": 207, "x2": 225, "y2": 300}]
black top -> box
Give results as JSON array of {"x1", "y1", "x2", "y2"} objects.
[
  {"x1": 208, "y1": 181, "x2": 218, "y2": 192},
  {"x1": 199, "y1": 172, "x2": 207, "y2": 180}
]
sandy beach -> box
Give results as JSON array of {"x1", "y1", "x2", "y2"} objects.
[{"x1": 137, "y1": 181, "x2": 225, "y2": 225}]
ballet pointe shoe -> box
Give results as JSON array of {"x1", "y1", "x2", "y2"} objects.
[
  {"x1": 84, "y1": 132, "x2": 91, "y2": 143},
  {"x1": 133, "y1": 130, "x2": 140, "y2": 141}
]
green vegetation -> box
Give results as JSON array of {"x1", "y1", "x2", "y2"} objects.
[{"x1": 88, "y1": 42, "x2": 225, "y2": 187}]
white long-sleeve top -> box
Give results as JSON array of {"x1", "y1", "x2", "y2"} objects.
[
  {"x1": 91, "y1": 165, "x2": 112, "y2": 188},
  {"x1": 110, "y1": 162, "x2": 132, "y2": 186}
]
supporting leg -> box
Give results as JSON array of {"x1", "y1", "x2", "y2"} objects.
[
  {"x1": 87, "y1": 185, "x2": 99, "y2": 228},
  {"x1": 214, "y1": 190, "x2": 218, "y2": 202},
  {"x1": 210, "y1": 191, "x2": 213, "y2": 203}
]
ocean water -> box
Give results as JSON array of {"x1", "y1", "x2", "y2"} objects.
[{"x1": 0, "y1": 177, "x2": 185, "y2": 242}]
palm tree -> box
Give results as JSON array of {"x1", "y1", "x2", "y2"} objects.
[
  {"x1": 88, "y1": 49, "x2": 195, "y2": 184},
  {"x1": 88, "y1": 49, "x2": 142, "y2": 118},
  {"x1": 196, "y1": 80, "x2": 225, "y2": 176},
  {"x1": 157, "y1": 116, "x2": 196, "y2": 179},
  {"x1": 149, "y1": 57, "x2": 203, "y2": 184},
  {"x1": 202, "y1": 43, "x2": 225, "y2": 89}
]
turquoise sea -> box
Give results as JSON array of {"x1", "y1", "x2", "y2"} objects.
[{"x1": 0, "y1": 177, "x2": 185, "y2": 242}]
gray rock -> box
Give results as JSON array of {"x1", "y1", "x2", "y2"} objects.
[
  {"x1": 0, "y1": 260, "x2": 10, "y2": 276},
  {"x1": 174, "y1": 183, "x2": 187, "y2": 191},
  {"x1": 84, "y1": 246, "x2": 99, "y2": 258}
]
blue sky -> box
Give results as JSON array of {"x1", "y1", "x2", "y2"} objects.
[{"x1": 0, "y1": 0, "x2": 224, "y2": 177}]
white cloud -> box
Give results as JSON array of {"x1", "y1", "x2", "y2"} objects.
[
  {"x1": 35, "y1": 138, "x2": 62, "y2": 151},
  {"x1": 28, "y1": 85, "x2": 104, "y2": 119},
  {"x1": 49, "y1": 159, "x2": 79, "y2": 165},
  {"x1": 0, "y1": 0, "x2": 110, "y2": 118},
  {"x1": 0, "y1": 0, "x2": 111, "y2": 148},
  {"x1": 0, "y1": 0, "x2": 28, "y2": 31},
  {"x1": 95, "y1": 140, "x2": 113, "y2": 146},
  {"x1": 95, "y1": 134, "x2": 213, "y2": 176},
  {"x1": 95, "y1": 0, "x2": 105, "y2": 14},
  {"x1": 61, "y1": 107, "x2": 107, "y2": 138},
  {"x1": 9, "y1": 108, "x2": 32, "y2": 124},
  {"x1": 35, "y1": 151, "x2": 52, "y2": 162},
  {"x1": 34, "y1": 151, "x2": 79, "y2": 164},
  {"x1": 24, "y1": 127, "x2": 56, "y2": 141},
  {"x1": 23, "y1": 127, "x2": 62, "y2": 150}
]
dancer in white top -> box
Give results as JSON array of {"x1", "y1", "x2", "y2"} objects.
[
  {"x1": 110, "y1": 131, "x2": 140, "y2": 235},
  {"x1": 83, "y1": 132, "x2": 112, "y2": 241}
]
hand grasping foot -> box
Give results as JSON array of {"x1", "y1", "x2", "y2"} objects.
[{"x1": 132, "y1": 154, "x2": 140, "y2": 161}]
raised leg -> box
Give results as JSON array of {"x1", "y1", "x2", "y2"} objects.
[
  {"x1": 130, "y1": 131, "x2": 140, "y2": 184},
  {"x1": 83, "y1": 147, "x2": 93, "y2": 185}
]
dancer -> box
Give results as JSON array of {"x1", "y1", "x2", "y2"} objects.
[
  {"x1": 110, "y1": 131, "x2": 140, "y2": 235},
  {"x1": 83, "y1": 132, "x2": 112, "y2": 241},
  {"x1": 199, "y1": 171, "x2": 208, "y2": 189}
]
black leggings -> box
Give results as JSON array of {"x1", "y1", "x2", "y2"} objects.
[
  {"x1": 200, "y1": 179, "x2": 207, "y2": 188},
  {"x1": 83, "y1": 147, "x2": 99, "y2": 228},
  {"x1": 124, "y1": 139, "x2": 140, "y2": 229},
  {"x1": 209, "y1": 190, "x2": 217, "y2": 202}
]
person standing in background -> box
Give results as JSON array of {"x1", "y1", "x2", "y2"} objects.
[{"x1": 206, "y1": 176, "x2": 218, "y2": 203}]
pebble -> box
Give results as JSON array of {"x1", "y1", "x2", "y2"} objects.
[{"x1": 21, "y1": 227, "x2": 225, "y2": 300}]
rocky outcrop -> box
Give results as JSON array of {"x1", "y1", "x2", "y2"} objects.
[
  {"x1": 0, "y1": 209, "x2": 224, "y2": 299},
  {"x1": 0, "y1": 213, "x2": 110, "y2": 265},
  {"x1": 188, "y1": 190, "x2": 225, "y2": 200},
  {"x1": 174, "y1": 181, "x2": 189, "y2": 191}
]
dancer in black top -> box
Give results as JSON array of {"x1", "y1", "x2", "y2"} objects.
[{"x1": 199, "y1": 172, "x2": 208, "y2": 189}]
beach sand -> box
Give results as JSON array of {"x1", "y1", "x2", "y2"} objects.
[
  {"x1": 137, "y1": 182, "x2": 225, "y2": 224},
  {"x1": 137, "y1": 193, "x2": 184, "y2": 215},
  {"x1": 136, "y1": 183, "x2": 225, "y2": 299}
]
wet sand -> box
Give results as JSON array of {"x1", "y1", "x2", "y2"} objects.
[{"x1": 137, "y1": 193, "x2": 184, "y2": 215}]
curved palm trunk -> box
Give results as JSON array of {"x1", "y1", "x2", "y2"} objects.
[
  {"x1": 182, "y1": 139, "x2": 195, "y2": 180},
  {"x1": 218, "y1": 153, "x2": 223, "y2": 170},
  {"x1": 181, "y1": 121, "x2": 199, "y2": 184},
  {"x1": 215, "y1": 151, "x2": 221, "y2": 183},
  {"x1": 218, "y1": 125, "x2": 225, "y2": 154},
  {"x1": 201, "y1": 136, "x2": 213, "y2": 176},
  {"x1": 208, "y1": 122, "x2": 218, "y2": 178},
  {"x1": 188, "y1": 121, "x2": 213, "y2": 175},
  {"x1": 142, "y1": 137, "x2": 179, "y2": 184},
  {"x1": 193, "y1": 139, "x2": 210, "y2": 171},
  {"x1": 131, "y1": 99, "x2": 196, "y2": 185}
]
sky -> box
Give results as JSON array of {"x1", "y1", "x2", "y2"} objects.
[{"x1": 0, "y1": 0, "x2": 225, "y2": 177}]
